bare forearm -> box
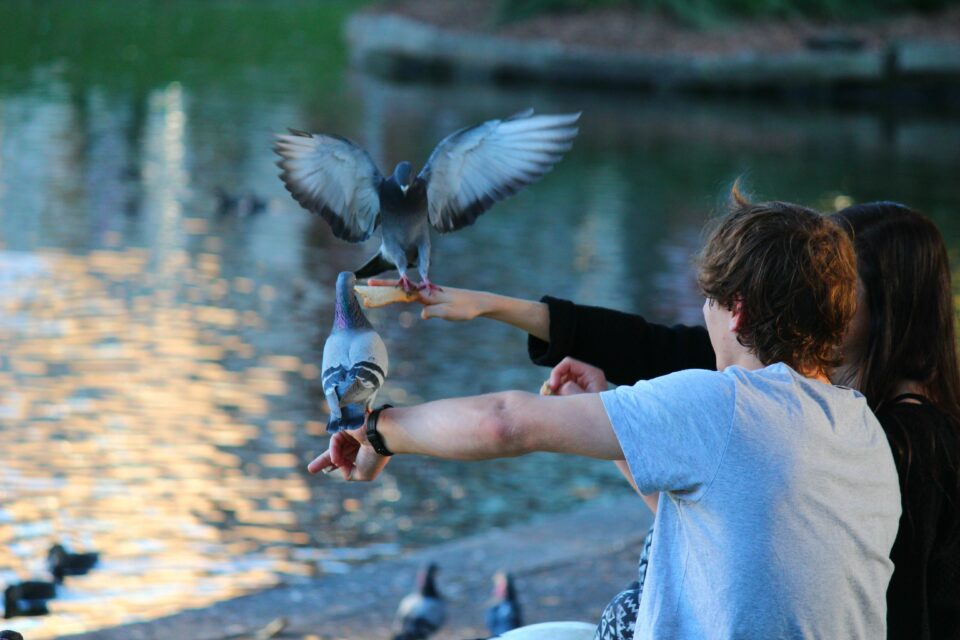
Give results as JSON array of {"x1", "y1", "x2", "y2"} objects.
[
  {"x1": 376, "y1": 391, "x2": 622, "y2": 461},
  {"x1": 377, "y1": 393, "x2": 527, "y2": 460},
  {"x1": 478, "y1": 294, "x2": 550, "y2": 342}
]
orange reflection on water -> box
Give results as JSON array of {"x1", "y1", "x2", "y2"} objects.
[{"x1": 0, "y1": 247, "x2": 330, "y2": 638}]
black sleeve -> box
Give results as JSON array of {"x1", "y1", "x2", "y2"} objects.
[{"x1": 527, "y1": 296, "x2": 716, "y2": 386}]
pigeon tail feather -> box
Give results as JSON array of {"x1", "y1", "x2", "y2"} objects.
[
  {"x1": 354, "y1": 252, "x2": 396, "y2": 279},
  {"x1": 354, "y1": 252, "x2": 418, "y2": 279},
  {"x1": 327, "y1": 402, "x2": 366, "y2": 434}
]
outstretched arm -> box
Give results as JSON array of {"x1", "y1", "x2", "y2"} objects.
[
  {"x1": 368, "y1": 278, "x2": 551, "y2": 341},
  {"x1": 530, "y1": 297, "x2": 716, "y2": 385},
  {"x1": 307, "y1": 391, "x2": 622, "y2": 481},
  {"x1": 367, "y1": 280, "x2": 715, "y2": 384}
]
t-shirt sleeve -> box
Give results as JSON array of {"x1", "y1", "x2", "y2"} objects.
[{"x1": 600, "y1": 368, "x2": 735, "y2": 500}]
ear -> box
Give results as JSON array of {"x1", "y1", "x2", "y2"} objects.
[{"x1": 729, "y1": 298, "x2": 744, "y2": 333}]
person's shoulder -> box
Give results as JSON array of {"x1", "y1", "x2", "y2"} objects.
[
  {"x1": 740, "y1": 363, "x2": 860, "y2": 398},
  {"x1": 647, "y1": 367, "x2": 734, "y2": 393},
  {"x1": 612, "y1": 368, "x2": 735, "y2": 408},
  {"x1": 878, "y1": 401, "x2": 960, "y2": 452},
  {"x1": 721, "y1": 362, "x2": 803, "y2": 389}
]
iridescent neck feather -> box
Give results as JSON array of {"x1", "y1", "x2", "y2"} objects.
[{"x1": 334, "y1": 280, "x2": 370, "y2": 330}]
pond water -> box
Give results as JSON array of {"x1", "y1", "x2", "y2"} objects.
[{"x1": 1, "y1": 2, "x2": 959, "y2": 637}]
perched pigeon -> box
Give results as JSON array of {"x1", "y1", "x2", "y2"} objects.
[
  {"x1": 321, "y1": 272, "x2": 388, "y2": 433},
  {"x1": 48, "y1": 543, "x2": 98, "y2": 583},
  {"x1": 393, "y1": 563, "x2": 446, "y2": 640},
  {"x1": 486, "y1": 570, "x2": 523, "y2": 636},
  {"x1": 274, "y1": 109, "x2": 580, "y2": 292}
]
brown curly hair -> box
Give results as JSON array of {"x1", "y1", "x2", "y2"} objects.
[{"x1": 697, "y1": 184, "x2": 857, "y2": 374}]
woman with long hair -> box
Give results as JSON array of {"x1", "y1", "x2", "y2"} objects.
[{"x1": 830, "y1": 203, "x2": 960, "y2": 638}]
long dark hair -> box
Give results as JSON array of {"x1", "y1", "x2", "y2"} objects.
[{"x1": 830, "y1": 202, "x2": 960, "y2": 425}]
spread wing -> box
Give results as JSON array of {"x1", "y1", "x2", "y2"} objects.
[
  {"x1": 418, "y1": 109, "x2": 580, "y2": 233},
  {"x1": 274, "y1": 130, "x2": 384, "y2": 242}
]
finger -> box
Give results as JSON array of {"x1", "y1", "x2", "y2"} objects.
[
  {"x1": 549, "y1": 357, "x2": 592, "y2": 390},
  {"x1": 332, "y1": 431, "x2": 361, "y2": 470},
  {"x1": 345, "y1": 425, "x2": 367, "y2": 444},
  {"x1": 351, "y1": 446, "x2": 391, "y2": 482},
  {"x1": 548, "y1": 366, "x2": 573, "y2": 391},
  {"x1": 307, "y1": 449, "x2": 334, "y2": 474},
  {"x1": 334, "y1": 435, "x2": 357, "y2": 480},
  {"x1": 420, "y1": 305, "x2": 447, "y2": 320},
  {"x1": 329, "y1": 432, "x2": 347, "y2": 468},
  {"x1": 366, "y1": 279, "x2": 399, "y2": 287},
  {"x1": 558, "y1": 380, "x2": 587, "y2": 396}
]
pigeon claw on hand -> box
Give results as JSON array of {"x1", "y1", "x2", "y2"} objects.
[
  {"x1": 397, "y1": 275, "x2": 417, "y2": 293},
  {"x1": 416, "y1": 279, "x2": 443, "y2": 296}
]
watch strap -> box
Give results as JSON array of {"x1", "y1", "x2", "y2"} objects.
[{"x1": 366, "y1": 405, "x2": 395, "y2": 456}]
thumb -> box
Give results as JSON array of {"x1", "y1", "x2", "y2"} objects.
[{"x1": 421, "y1": 305, "x2": 447, "y2": 320}]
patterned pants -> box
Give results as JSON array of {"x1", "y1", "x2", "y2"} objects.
[{"x1": 593, "y1": 526, "x2": 654, "y2": 640}]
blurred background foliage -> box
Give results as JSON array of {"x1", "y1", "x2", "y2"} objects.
[
  {"x1": 0, "y1": 0, "x2": 369, "y2": 94},
  {"x1": 495, "y1": 0, "x2": 954, "y2": 26}
]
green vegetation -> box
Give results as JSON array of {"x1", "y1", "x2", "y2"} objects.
[
  {"x1": 497, "y1": 0, "x2": 952, "y2": 26},
  {"x1": 0, "y1": 0, "x2": 370, "y2": 94}
]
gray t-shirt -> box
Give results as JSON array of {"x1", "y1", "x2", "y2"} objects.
[{"x1": 600, "y1": 363, "x2": 901, "y2": 640}]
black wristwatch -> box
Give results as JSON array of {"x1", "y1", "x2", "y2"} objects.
[{"x1": 366, "y1": 405, "x2": 395, "y2": 456}]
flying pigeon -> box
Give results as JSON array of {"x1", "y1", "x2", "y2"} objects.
[
  {"x1": 393, "y1": 563, "x2": 446, "y2": 640},
  {"x1": 486, "y1": 570, "x2": 523, "y2": 637},
  {"x1": 48, "y1": 543, "x2": 98, "y2": 583},
  {"x1": 321, "y1": 271, "x2": 388, "y2": 434},
  {"x1": 274, "y1": 109, "x2": 581, "y2": 293}
]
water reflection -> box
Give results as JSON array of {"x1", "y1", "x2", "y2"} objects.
[
  {"x1": 1, "y1": 14, "x2": 959, "y2": 637},
  {"x1": 0, "y1": 247, "x2": 318, "y2": 637}
]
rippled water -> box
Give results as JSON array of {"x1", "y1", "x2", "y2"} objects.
[{"x1": 1, "y1": 2, "x2": 959, "y2": 637}]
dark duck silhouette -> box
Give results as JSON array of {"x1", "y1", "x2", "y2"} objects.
[
  {"x1": 486, "y1": 570, "x2": 523, "y2": 636},
  {"x1": 4, "y1": 583, "x2": 50, "y2": 619},
  {"x1": 215, "y1": 186, "x2": 266, "y2": 218},
  {"x1": 48, "y1": 543, "x2": 99, "y2": 582},
  {"x1": 274, "y1": 109, "x2": 580, "y2": 293},
  {"x1": 393, "y1": 563, "x2": 446, "y2": 640},
  {"x1": 321, "y1": 272, "x2": 388, "y2": 434}
]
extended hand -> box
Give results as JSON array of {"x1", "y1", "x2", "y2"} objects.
[
  {"x1": 367, "y1": 279, "x2": 488, "y2": 321},
  {"x1": 307, "y1": 429, "x2": 390, "y2": 481},
  {"x1": 546, "y1": 357, "x2": 609, "y2": 395}
]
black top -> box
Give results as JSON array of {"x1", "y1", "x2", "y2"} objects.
[
  {"x1": 882, "y1": 398, "x2": 960, "y2": 640},
  {"x1": 528, "y1": 296, "x2": 715, "y2": 385},
  {"x1": 528, "y1": 296, "x2": 960, "y2": 640}
]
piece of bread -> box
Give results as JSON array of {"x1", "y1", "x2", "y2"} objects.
[{"x1": 354, "y1": 285, "x2": 418, "y2": 308}]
